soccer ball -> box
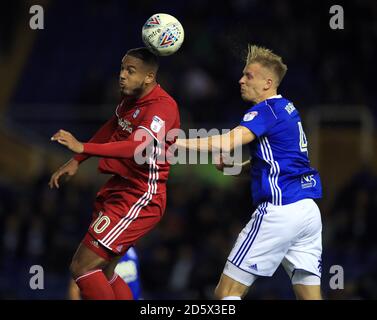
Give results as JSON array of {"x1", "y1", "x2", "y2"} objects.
[{"x1": 142, "y1": 13, "x2": 184, "y2": 56}]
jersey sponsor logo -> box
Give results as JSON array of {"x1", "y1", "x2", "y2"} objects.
[
  {"x1": 150, "y1": 115, "x2": 164, "y2": 133},
  {"x1": 118, "y1": 117, "x2": 133, "y2": 134},
  {"x1": 133, "y1": 108, "x2": 140, "y2": 119},
  {"x1": 301, "y1": 174, "x2": 317, "y2": 189},
  {"x1": 285, "y1": 102, "x2": 296, "y2": 115},
  {"x1": 243, "y1": 111, "x2": 258, "y2": 122}
]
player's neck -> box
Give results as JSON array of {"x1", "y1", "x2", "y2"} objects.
[
  {"x1": 255, "y1": 91, "x2": 278, "y2": 104},
  {"x1": 138, "y1": 82, "x2": 157, "y2": 100},
  {"x1": 123, "y1": 83, "x2": 157, "y2": 103}
]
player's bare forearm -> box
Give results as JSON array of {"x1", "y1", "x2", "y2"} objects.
[
  {"x1": 175, "y1": 134, "x2": 230, "y2": 152},
  {"x1": 175, "y1": 126, "x2": 255, "y2": 153}
]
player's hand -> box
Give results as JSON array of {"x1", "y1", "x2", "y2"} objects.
[
  {"x1": 213, "y1": 153, "x2": 233, "y2": 172},
  {"x1": 48, "y1": 159, "x2": 79, "y2": 189},
  {"x1": 213, "y1": 153, "x2": 225, "y2": 171},
  {"x1": 51, "y1": 129, "x2": 84, "y2": 154},
  {"x1": 174, "y1": 138, "x2": 186, "y2": 149}
]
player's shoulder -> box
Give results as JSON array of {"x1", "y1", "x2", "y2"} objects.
[
  {"x1": 243, "y1": 95, "x2": 297, "y2": 119},
  {"x1": 156, "y1": 85, "x2": 178, "y2": 107},
  {"x1": 265, "y1": 95, "x2": 290, "y2": 107},
  {"x1": 265, "y1": 95, "x2": 299, "y2": 117},
  {"x1": 148, "y1": 85, "x2": 179, "y2": 114}
]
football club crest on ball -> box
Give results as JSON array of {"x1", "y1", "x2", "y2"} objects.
[{"x1": 243, "y1": 111, "x2": 258, "y2": 121}]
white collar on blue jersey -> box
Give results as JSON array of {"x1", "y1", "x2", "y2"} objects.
[{"x1": 266, "y1": 94, "x2": 282, "y2": 100}]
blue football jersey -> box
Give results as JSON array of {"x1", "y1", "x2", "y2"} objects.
[
  {"x1": 115, "y1": 247, "x2": 141, "y2": 299},
  {"x1": 239, "y1": 95, "x2": 322, "y2": 206}
]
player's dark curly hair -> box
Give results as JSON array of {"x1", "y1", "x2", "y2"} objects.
[{"x1": 126, "y1": 47, "x2": 159, "y2": 72}]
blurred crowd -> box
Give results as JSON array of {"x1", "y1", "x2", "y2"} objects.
[{"x1": 1, "y1": 0, "x2": 377, "y2": 299}]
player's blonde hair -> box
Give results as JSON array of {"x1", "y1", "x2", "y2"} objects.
[{"x1": 246, "y1": 44, "x2": 288, "y2": 86}]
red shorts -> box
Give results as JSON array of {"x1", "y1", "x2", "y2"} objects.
[{"x1": 82, "y1": 175, "x2": 166, "y2": 260}]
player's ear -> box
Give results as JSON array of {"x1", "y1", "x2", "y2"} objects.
[
  {"x1": 145, "y1": 71, "x2": 155, "y2": 85},
  {"x1": 264, "y1": 78, "x2": 273, "y2": 90}
]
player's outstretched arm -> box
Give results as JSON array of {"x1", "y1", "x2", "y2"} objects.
[
  {"x1": 48, "y1": 158, "x2": 79, "y2": 189},
  {"x1": 175, "y1": 126, "x2": 255, "y2": 153},
  {"x1": 52, "y1": 127, "x2": 154, "y2": 159}
]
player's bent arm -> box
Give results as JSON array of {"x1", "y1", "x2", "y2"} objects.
[
  {"x1": 82, "y1": 140, "x2": 147, "y2": 158},
  {"x1": 175, "y1": 125, "x2": 255, "y2": 152},
  {"x1": 82, "y1": 130, "x2": 154, "y2": 159},
  {"x1": 51, "y1": 128, "x2": 155, "y2": 159}
]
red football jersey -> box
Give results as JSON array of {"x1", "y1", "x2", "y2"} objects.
[
  {"x1": 100, "y1": 84, "x2": 180, "y2": 193},
  {"x1": 76, "y1": 84, "x2": 180, "y2": 194}
]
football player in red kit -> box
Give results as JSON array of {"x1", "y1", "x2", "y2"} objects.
[{"x1": 49, "y1": 47, "x2": 180, "y2": 300}]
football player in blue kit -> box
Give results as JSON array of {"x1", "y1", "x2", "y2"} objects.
[
  {"x1": 175, "y1": 45, "x2": 323, "y2": 300},
  {"x1": 114, "y1": 247, "x2": 141, "y2": 300}
]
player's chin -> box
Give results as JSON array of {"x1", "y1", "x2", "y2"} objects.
[
  {"x1": 121, "y1": 87, "x2": 140, "y2": 97},
  {"x1": 240, "y1": 92, "x2": 249, "y2": 101},
  {"x1": 241, "y1": 93, "x2": 255, "y2": 103},
  {"x1": 120, "y1": 87, "x2": 130, "y2": 95}
]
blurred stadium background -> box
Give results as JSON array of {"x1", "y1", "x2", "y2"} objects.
[{"x1": 0, "y1": 0, "x2": 376, "y2": 299}]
